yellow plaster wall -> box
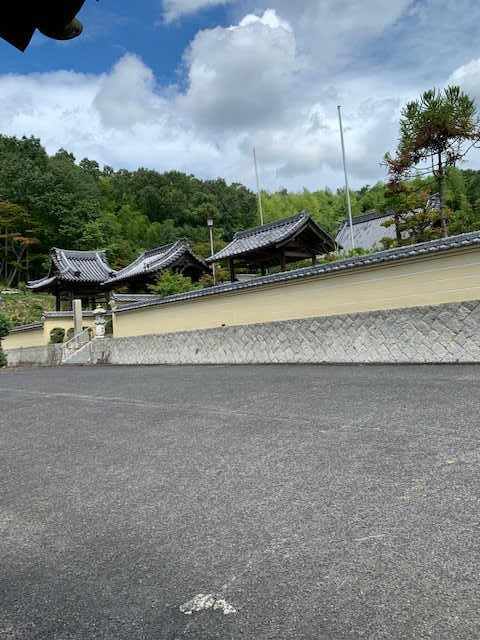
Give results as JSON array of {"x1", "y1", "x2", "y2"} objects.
[
  {"x1": 42, "y1": 316, "x2": 96, "y2": 343},
  {"x1": 114, "y1": 247, "x2": 480, "y2": 338},
  {"x1": 3, "y1": 326, "x2": 45, "y2": 350}
]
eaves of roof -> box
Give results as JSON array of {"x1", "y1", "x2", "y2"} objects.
[
  {"x1": 207, "y1": 211, "x2": 334, "y2": 263},
  {"x1": 115, "y1": 230, "x2": 480, "y2": 314},
  {"x1": 104, "y1": 240, "x2": 208, "y2": 285}
]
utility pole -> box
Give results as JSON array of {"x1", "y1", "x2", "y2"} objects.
[
  {"x1": 207, "y1": 216, "x2": 216, "y2": 285},
  {"x1": 337, "y1": 105, "x2": 355, "y2": 250}
]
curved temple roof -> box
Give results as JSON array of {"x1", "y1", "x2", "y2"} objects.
[
  {"x1": 206, "y1": 211, "x2": 336, "y2": 263},
  {"x1": 28, "y1": 247, "x2": 115, "y2": 291},
  {"x1": 103, "y1": 240, "x2": 209, "y2": 286}
]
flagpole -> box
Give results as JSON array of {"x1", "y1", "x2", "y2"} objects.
[
  {"x1": 253, "y1": 147, "x2": 264, "y2": 225},
  {"x1": 337, "y1": 105, "x2": 355, "y2": 249}
]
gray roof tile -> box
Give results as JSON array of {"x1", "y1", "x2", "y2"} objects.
[
  {"x1": 104, "y1": 240, "x2": 208, "y2": 285},
  {"x1": 207, "y1": 211, "x2": 335, "y2": 263},
  {"x1": 28, "y1": 248, "x2": 114, "y2": 290}
]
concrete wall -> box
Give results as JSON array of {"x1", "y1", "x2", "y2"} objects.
[
  {"x1": 3, "y1": 312, "x2": 104, "y2": 350},
  {"x1": 4, "y1": 344, "x2": 62, "y2": 367},
  {"x1": 114, "y1": 247, "x2": 480, "y2": 338},
  {"x1": 3, "y1": 324, "x2": 44, "y2": 350},
  {"x1": 88, "y1": 300, "x2": 480, "y2": 365}
]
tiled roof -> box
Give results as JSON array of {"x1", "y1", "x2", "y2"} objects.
[
  {"x1": 338, "y1": 210, "x2": 390, "y2": 228},
  {"x1": 28, "y1": 248, "x2": 114, "y2": 290},
  {"x1": 112, "y1": 293, "x2": 158, "y2": 304},
  {"x1": 206, "y1": 211, "x2": 335, "y2": 263},
  {"x1": 9, "y1": 322, "x2": 43, "y2": 333},
  {"x1": 104, "y1": 240, "x2": 209, "y2": 285},
  {"x1": 116, "y1": 229, "x2": 480, "y2": 314}
]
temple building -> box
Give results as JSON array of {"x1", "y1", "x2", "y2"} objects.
[
  {"x1": 27, "y1": 247, "x2": 115, "y2": 310},
  {"x1": 207, "y1": 211, "x2": 336, "y2": 281},
  {"x1": 103, "y1": 240, "x2": 210, "y2": 292}
]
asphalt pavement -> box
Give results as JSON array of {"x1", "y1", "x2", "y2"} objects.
[{"x1": 0, "y1": 364, "x2": 479, "y2": 639}]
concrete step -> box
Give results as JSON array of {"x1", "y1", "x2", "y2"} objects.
[{"x1": 62, "y1": 342, "x2": 92, "y2": 365}]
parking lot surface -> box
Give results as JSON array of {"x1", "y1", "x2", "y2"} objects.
[{"x1": 1, "y1": 364, "x2": 479, "y2": 639}]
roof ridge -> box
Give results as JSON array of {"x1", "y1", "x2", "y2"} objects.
[
  {"x1": 234, "y1": 211, "x2": 309, "y2": 239},
  {"x1": 143, "y1": 240, "x2": 181, "y2": 258}
]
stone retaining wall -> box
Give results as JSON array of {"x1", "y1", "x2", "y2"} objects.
[
  {"x1": 6, "y1": 301, "x2": 480, "y2": 367},
  {"x1": 90, "y1": 300, "x2": 480, "y2": 365},
  {"x1": 4, "y1": 344, "x2": 62, "y2": 367}
]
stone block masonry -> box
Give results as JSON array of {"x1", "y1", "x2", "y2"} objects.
[{"x1": 87, "y1": 300, "x2": 480, "y2": 365}]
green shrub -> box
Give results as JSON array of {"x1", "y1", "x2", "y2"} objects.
[
  {"x1": 49, "y1": 327, "x2": 65, "y2": 344},
  {"x1": 148, "y1": 270, "x2": 198, "y2": 298},
  {"x1": 0, "y1": 312, "x2": 11, "y2": 368},
  {"x1": 66, "y1": 327, "x2": 75, "y2": 339},
  {"x1": 104, "y1": 318, "x2": 113, "y2": 335},
  {"x1": 0, "y1": 312, "x2": 11, "y2": 339}
]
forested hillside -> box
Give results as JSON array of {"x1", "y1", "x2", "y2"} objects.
[{"x1": 1, "y1": 134, "x2": 480, "y2": 287}]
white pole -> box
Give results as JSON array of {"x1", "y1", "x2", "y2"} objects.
[
  {"x1": 337, "y1": 105, "x2": 355, "y2": 250},
  {"x1": 253, "y1": 147, "x2": 264, "y2": 226},
  {"x1": 209, "y1": 226, "x2": 216, "y2": 286}
]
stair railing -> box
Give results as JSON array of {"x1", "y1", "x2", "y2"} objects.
[{"x1": 61, "y1": 328, "x2": 92, "y2": 362}]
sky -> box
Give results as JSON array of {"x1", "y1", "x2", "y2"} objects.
[{"x1": 1, "y1": 0, "x2": 480, "y2": 193}]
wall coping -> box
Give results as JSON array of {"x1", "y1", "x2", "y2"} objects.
[
  {"x1": 8, "y1": 322, "x2": 43, "y2": 333},
  {"x1": 115, "y1": 230, "x2": 480, "y2": 314},
  {"x1": 43, "y1": 310, "x2": 112, "y2": 318}
]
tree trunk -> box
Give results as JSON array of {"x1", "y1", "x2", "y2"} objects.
[
  {"x1": 394, "y1": 212, "x2": 401, "y2": 243},
  {"x1": 438, "y1": 152, "x2": 448, "y2": 238}
]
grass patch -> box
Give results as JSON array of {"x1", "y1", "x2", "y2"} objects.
[{"x1": 0, "y1": 291, "x2": 56, "y2": 327}]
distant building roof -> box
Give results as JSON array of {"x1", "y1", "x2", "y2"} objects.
[
  {"x1": 336, "y1": 210, "x2": 397, "y2": 250},
  {"x1": 103, "y1": 240, "x2": 209, "y2": 286},
  {"x1": 337, "y1": 194, "x2": 442, "y2": 251},
  {"x1": 207, "y1": 211, "x2": 336, "y2": 265},
  {"x1": 28, "y1": 248, "x2": 115, "y2": 292}
]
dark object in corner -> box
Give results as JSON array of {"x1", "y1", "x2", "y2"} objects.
[{"x1": 0, "y1": 0, "x2": 85, "y2": 51}]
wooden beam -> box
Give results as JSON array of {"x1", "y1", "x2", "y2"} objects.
[{"x1": 229, "y1": 258, "x2": 236, "y2": 282}]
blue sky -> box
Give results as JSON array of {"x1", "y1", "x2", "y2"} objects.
[{"x1": 1, "y1": 0, "x2": 480, "y2": 192}]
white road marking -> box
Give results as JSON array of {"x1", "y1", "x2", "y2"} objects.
[{"x1": 179, "y1": 593, "x2": 237, "y2": 616}]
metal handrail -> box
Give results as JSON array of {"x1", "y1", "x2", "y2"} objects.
[{"x1": 61, "y1": 328, "x2": 91, "y2": 362}]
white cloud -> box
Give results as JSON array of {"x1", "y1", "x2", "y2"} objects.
[
  {"x1": 448, "y1": 58, "x2": 480, "y2": 105},
  {"x1": 162, "y1": 0, "x2": 233, "y2": 23},
  {"x1": 94, "y1": 54, "x2": 160, "y2": 129},
  {"x1": 2, "y1": 1, "x2": 480, "y2": 195},
  {"x1": 241, "y1": 0, "x2": 413, "y2": 67},
  {"x1": 180, "y1": 10, "x2": 300, "y2": 130}
]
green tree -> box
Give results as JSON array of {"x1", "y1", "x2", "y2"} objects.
[
  {"x1": 385, "y1": 86, "x2": 480, "y2": 237},
  {"x1": 382, "y1": 184, "x2": 442, "y2": 245},
  {"x1": 148, "y1": 270, "x2": 198, "y2": 298}
]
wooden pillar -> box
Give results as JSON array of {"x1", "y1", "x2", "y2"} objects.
[
  {"x1": 229, "y1": 259, "x2": 236, "y2": 282},
  {"x1": 280, "y1": 251, "x2": 287, "y2": 272},
  {"x1": 56, "y1": 291, "x2": 61, "y2": 312},
  {"x1": 260, "y1": 264, "x2": 267, "y2": 277},
  {"x1": 312, "y1": 254, "x2": 317, "y2": 266}
]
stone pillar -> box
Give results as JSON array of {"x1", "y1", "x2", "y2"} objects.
[
  {"x1": 73, "y1": 299, "x2": 82, "y2": 336},
  {"x1": 93, "y1": 306, "x2": 106, "y2": 339}
]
